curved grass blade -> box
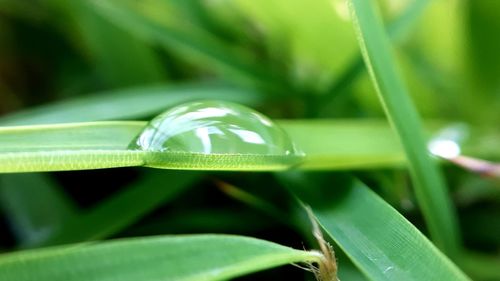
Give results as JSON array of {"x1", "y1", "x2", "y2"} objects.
[
  {"x1": 0, "y1": 234, "x2": 320, "y2": 281},
  {"x1": 281, "y1": 172, "x2": 470, "y2": 281},
  {"x1": 0, "y1": 83, "x2": 261, "y2": 126},
  {"x1": 348, "y1": 0, "x2": 460, "y2": 256}
]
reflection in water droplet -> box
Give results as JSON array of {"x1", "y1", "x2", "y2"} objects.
[{"x1": 129, "y1": 101, "x2": 303, "y2": 170}]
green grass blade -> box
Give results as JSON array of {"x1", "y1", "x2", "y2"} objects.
[
  {"x1": 282, "y1": 172, "x2": 470, "y2": 281},
  {"x1": 386, "y1": 0, "x2": 430, "y2": 41},
  {"x1": 0, "y1": 234, "x2": 319, "y2": 281},
  {"x1": 0, "y1": 122, "x2": 144, "y2": 172},
  {"x1": 0, "y1": 120, "x2": 495, "y2": 173},
  {"x1": 0, "y1": 83, "x2": 261, "y2": 126},
  {"x1": 281, "y1": 120, "x2": 404, "y2": 170},
  {"x1": 348, "y1": 0, "x2": 460, "y2": 255},
  {"x1": 0, "y1": 120, "x2": 401, "y2": 173},
  {"x1": 0, "y1": 122, "x2": 143, "y2": 152},
  {"x1": 0, "y1": 121, "x2": 300, "y2": 172},
  {"x1": 0, "y1": 174, "x2": 77, "y2": 246},
  {"x1": 33, "y1": 170, "x2": 200, "y2": 247},
  {"x1": 319, "y1": 0, "x2": 429, "y2": 106}
]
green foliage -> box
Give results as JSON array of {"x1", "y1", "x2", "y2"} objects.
[
  {"x1": 0, "y1": 235, "x2": 319, "y2": 281},
  {"x1": 348, "y1": 0, "x2": 459, "y2": 255},
  {"x1": 282, "y1": 173, "x2": 470, "y2": 281},
  {"x1": 0, "y1": 0, "x2": 498, "y2": 280}
]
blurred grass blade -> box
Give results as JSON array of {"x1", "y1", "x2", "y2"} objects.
[
  {"x1": 0, "y1": 234, "x2": 320, "y2": 281},
  {"x1": 34, "y1": 170, "x2": 200, "y2": 247},
  {"x1": 89, "y1": 0, "x2": 288, "y2": 94},
  {"x1": 387, "y1": 0, "x2": 430, "y2": 40},
  {"x1": 320, "y1": 0, "x2": 429, "y2": 106},
  {"x1": 63, "y1": 0, "x2": 166, "y2": 86},
  {"x1": 348, "y1": 0, "x2": 460, "y2": 255},
  {"x1": 0, "y1": 83, "x2": 261, "y2": 126},
  {"x1": 460, "y1": 252, "x2": 500, "y2": 281},
  {"x1": 281, "y1": 172, "x2": 470, "y2": 281},
  {"x1": 0, "y1": 174, "x2": 77, "y2": 246}
]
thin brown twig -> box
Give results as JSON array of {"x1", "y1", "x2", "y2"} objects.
[{"x1": 448, "y1": 156, "x2": 500, "y2": 178}]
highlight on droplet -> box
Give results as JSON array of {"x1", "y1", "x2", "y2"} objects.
[{"x1": 129, "y1": 100, "x2": 304, "y2": 170}]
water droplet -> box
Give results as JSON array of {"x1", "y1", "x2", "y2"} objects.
[
  {"x1": 129, "y1": 101, "x2": 303, "y2": 170},
  {"x1": 428, "y1": 123, "x2": 469, "y2": 159},
  {"x1": 428, "y1": 140, "x2": 461, "y2": 159}
]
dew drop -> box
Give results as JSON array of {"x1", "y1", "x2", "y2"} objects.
[
  {"x1": 129, "y1": 100, "x2": 303, "y2": 170},
  {"x1": 428, "y1": 123, "x2": 469, "y2": 159},
  {"x1": 428, "y1": 140, "x2": 461, "y2": 159}
]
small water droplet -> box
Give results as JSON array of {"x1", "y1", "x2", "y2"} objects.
[
  {"x1": 129, "y1": 101, "x2": 303, "y2": 170},
  {"x1": 428, "y1": 123, "x2": 469, "y2": 159},
  {"x1": 428, "y1": 140, "x2": 461, "y2": 159}
]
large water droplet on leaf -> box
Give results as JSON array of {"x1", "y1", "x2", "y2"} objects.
[{"x1": 129, "y1": 101, "x2": 303, "y2": 170}]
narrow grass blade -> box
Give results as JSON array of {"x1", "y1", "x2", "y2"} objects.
[
  {"x1": 0, "y1": 174, "x2": 77, "y2": 246},
  {"x1": 281, "y1": 172, "x2": 470, "y2": 281},
  {"x1": 348, "y1": 0, "x2": 460, "y2": 255},
  {"x1": 0, "y1": 234, "x2": 320, "y2": 281},
  {"x1": 281, "y1": 119, "x2": 405, "y2": 170},
  {"x1": 0, "y1": 121, "x2": 300, "y2": 172},
  {"x1": 0, "y1": 122, "x2": 143, "y2": 152},
  {"x1": 319, "y1": 0, "x2": 430, "y2": 107},
  {"x1": 33, "y1": 170, "x2": 200, "y2": 247},
  {"x1": 0, "y1": 122, "x2": 145, "y2": 172},
  {"x1": 0, "y1": 120, "x2": 496, "y2": 173},
  {"x1": 0, "y1": 83, "x2": 261, "y2": 126},
  {"x1": 0, "y1": 120, "x2": 401, "y2": 173}
]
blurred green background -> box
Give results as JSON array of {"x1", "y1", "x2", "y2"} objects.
[{"x1": 0, "y1": 0, "x2": 499, "y2": 280}]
